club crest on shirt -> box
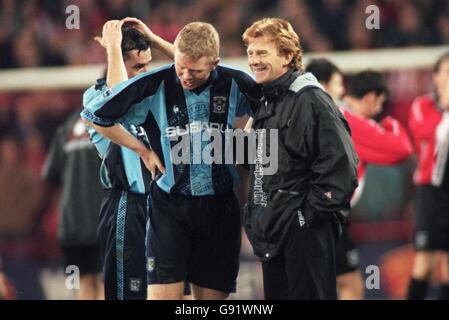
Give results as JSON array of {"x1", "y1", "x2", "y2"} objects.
[
  {"x1": 212, "y1": 96, "x2": 227, "y2": 114},
  {"x1": 129, "y1": 278, "x2": 142, "y2": 292}
]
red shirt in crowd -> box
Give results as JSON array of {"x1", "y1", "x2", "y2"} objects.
[
  {"x1": 340, "y1": 104, "x2": 413, "y2": 204},
  {"x1": 408, "y1": 94, "x2": 449, "y2": 187}
]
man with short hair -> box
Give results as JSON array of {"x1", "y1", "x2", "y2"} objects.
[
  {"x1": 83, "y1": 19, "x2": 168, "y2": 300},
  {"x1": 407, "y1": 51, "x2": 449, "y2": 300},
  {"x1": 338, "y1": 70, "x2": 413, "y2": 299},
  {"x1": 82, "y1": 22, "x2": 260, "y2": 300},
  {"x1": 305, "y1": 58, "x2": 345, "y2": 103},
  {"x1": 242, "y1": 18, "x2": 358, "y2": 300}
]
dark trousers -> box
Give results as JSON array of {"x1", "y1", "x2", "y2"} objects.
[{"x1": 262, "y1": 216, "x2": 339, "y2": 300}]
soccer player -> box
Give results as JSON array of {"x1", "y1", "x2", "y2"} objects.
[
  {"x1": 82, "y1": 19, "x2": 169, "y2": 300},
  {"x1": 407, "y1": 51, "x2": 449, "y2": 300},
  {"x1": 82, "y1": 22, "x2": 259, "y2": 300},
  {"x1": 43, "y1": 109, "x2": 105, "y2": 300},
  {"x1": 339, "y1": 70, "x2": 413, "y2": 299},
  {"x1": 242, "y1": 18, "x2": 358, "y2": 300}
]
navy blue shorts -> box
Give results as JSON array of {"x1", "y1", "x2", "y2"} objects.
[
  {"x1": 414, "y1": 185, "x2": 449, "y2": 251},
  {"x1": 98, "y1": 189, "x2": 148, "y2": 300},
  {"x1": 61, "y1": 245, "x2": 102, "y2": 276},
  {"x1": 146, "y1": 184, "x2": 241, "y2": 293}
]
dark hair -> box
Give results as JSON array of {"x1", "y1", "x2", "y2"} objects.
[
  {"x1": 433, "y1": 51, "x2": 449, "y2": 73},
  {"x1": 305, "y1": 58, "x2": 341, "y2": 84},
  {"x1": 348, "y1": 70, "x2": 389, "y2": 99},
  {"x1": 121, "y1": 26, "x2": 152, "y2": 60}
]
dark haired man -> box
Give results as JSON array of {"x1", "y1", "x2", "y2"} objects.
[
  {"x1": 83, "y1": 19, "x2": 168, "y2": 300},
  {"x1": 407, "y1": 52, "x2": 449, "y2": 300}
]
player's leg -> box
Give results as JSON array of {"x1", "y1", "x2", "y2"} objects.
[
  {"x1": 148, "y1": 282, "x2": 184, "y2": 299},
  {"x1": 190, "y1": 285, "x2": 229, "y2": 300},
  {"x1": 407, "y1": 250, "x2": 436, "y2": 299},
  {"x1": 95, "y1": 274, "x2": 105, "y2": 300},
  {"x1": 337, "y1": 271, "x2": 364, "y2": 300},
  {"x1": 336, "y1": 226, "x2": 364, "y2": 299},
  {"x1": 78, "y1": 245, "x2": 103, "y2": 300},
  {"x1": 407, "y1": 185, "x2": 438, "y2": 300},
  {"x1": 78, "y1": 274, "x2": 99, "y2": 300},
  {"x1": 438, "y1": 251, "x2": 449, "y2": 299},
  {"x1": 187, "y1": 190, "x2": 241, "y2": 300},
  {"x1": 97, "y1": 189, "x2": 121, "y2": 300},
  {"x1": 121, "y1": 192, "x2": 149, "y2": 299},
  {"x1": 146, "y1": 184, "x2": 190, "y2": 300},
  {"x1": 62, "y1": 245, "x2": 103, "y2": 300}
]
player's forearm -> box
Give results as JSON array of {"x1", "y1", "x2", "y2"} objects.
[
  {"x1": 106, "y1": 44, "x2": 128, "y2": 87},
  {"x1": 87, "y1": 121, "x2": 147, "y2": 157},
  {"x1": 151, "y1": 34, "x2": 175, "y2": 60}
]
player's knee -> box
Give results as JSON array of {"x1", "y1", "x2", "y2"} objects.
[{"x1": 412, "y1": 251, "x2": 437, "y2": 279}]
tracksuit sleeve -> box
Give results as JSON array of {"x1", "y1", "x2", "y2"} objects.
[{"x1": 305, "y1": 109, "x2": 359, "y2": 215}]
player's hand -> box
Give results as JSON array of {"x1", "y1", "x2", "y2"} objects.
[
  {"x1": 94, "y1": 20, "x2": 124, "y2": 49},
  {"x1": 141, "y1": 149, "x2": 166, "y2": 181},
  {"x1": 381, "y1": 116, "x2": 399, "y2": 132},
  {"x1": 122, "y1": 17, "x2": 155, "y2": 41}
]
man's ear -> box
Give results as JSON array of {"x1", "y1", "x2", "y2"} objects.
[
  {"x1": 211, "y1": 57, "x2": 220, "y2": 69},
  {"x1": 282, "y1": 53, "x2": 294, "y2": 68}
]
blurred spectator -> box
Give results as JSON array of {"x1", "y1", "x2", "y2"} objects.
[
  {"x1": 42, "y1": 111, "x2": 105, "y2": 300},
  {"x1": 0, "y1": 133, "x2": 45, "y2": 236},
  {"x1": 0, "y1": 0, "x2": 445, "y2": 69}
]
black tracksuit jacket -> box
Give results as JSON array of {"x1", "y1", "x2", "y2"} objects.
[{"x1": 244, "y1": 69, "x2": 358, "y2": 261}]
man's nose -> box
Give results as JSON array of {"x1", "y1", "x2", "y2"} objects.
[{"x1": 249, "y1": 55, "x2": 260, "y2": 66}]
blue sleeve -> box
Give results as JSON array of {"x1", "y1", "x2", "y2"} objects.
[
  {"x1": 236, "y1": 92, "x2": 253, "y2": 117},
  {"x1": 86, "y1": 65, "x2": 170, "y2": 127},
  {"x1": 227, "y1": 66, "x2": 261, "y2": 115},
  {"x1": 86, "y1": 125, "x2": 110, "y2": 158},
  {"x1": 81, "y1": 85, "x2": 116, "y2": 127}
]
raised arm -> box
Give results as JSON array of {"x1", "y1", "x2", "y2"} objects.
[
  {"x1": 122, "y1": 17, "x2": 175, "y2": 61},
  {"x1": 94, "y1": 20, "x2": 128, "y2": 88}
]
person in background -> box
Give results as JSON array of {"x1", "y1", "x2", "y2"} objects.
[{"x1": 407, "y1": 51, "x2": 449, "y2": 300}]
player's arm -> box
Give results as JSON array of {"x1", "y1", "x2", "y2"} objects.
[
  {"x1": 123, "y1": 17, "x2": 175, "y2": 60},
  {"x1": 94, "y1": 20, "x2": 128, "y2": 87},
  {"x1": 352, "y1": 115, "x2": 413, "y2": 164},
  {"x1": 81, "y1": 83, "x2": 165, "y2": 179},
  {"x1": 82, "y1": 119, "x2": 165, "y2": 179}
]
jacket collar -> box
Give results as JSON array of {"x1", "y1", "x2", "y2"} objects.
[{"x1": 262, "y1": 68, "x2": 298, "y2": 99}]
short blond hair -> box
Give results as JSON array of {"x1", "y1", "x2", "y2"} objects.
[
  {"x1": 242, "y1": 18, "x2": 303, "y2": 71},
  {"x1": 175, "y1": 22, "x2": 220, "y2": 62}
]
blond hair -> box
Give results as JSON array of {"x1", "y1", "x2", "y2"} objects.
[
  {"x1": 242, "y1": 18, "x2": 303, "y2": 71},
  {"x1": 175, "y1": 22, "x2": 220, "y2": 62}
]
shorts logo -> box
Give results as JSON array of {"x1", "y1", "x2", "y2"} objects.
[
  {"x1": 212, "y1": 96, "x2": 227, "y2": 114},
  {"x1": 173, "y1": 105, "x2": 180, "y2": 114},
  {"x1": 129, "y1": 278, "x2": 142, "y2": 292},
  {"x1": 415, "y1": 231, "x2": 428, "y2": 249},
  {"x1": 346, "y1": 249, "x2": 360, "y2": 268},
  {"x1": 147, "y1": 257, "x2": 155, "y2": 272},
  {"x1": 297, "y1": 210, "x2": 306, "y2": 227}
]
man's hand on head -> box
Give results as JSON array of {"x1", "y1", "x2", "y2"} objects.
[
  {"x1": 94, "y1": 20, "x2": 124, "y2": 50},
  {"x1": 122, "y1": 17, "x2": 154, "y2": 42}
]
